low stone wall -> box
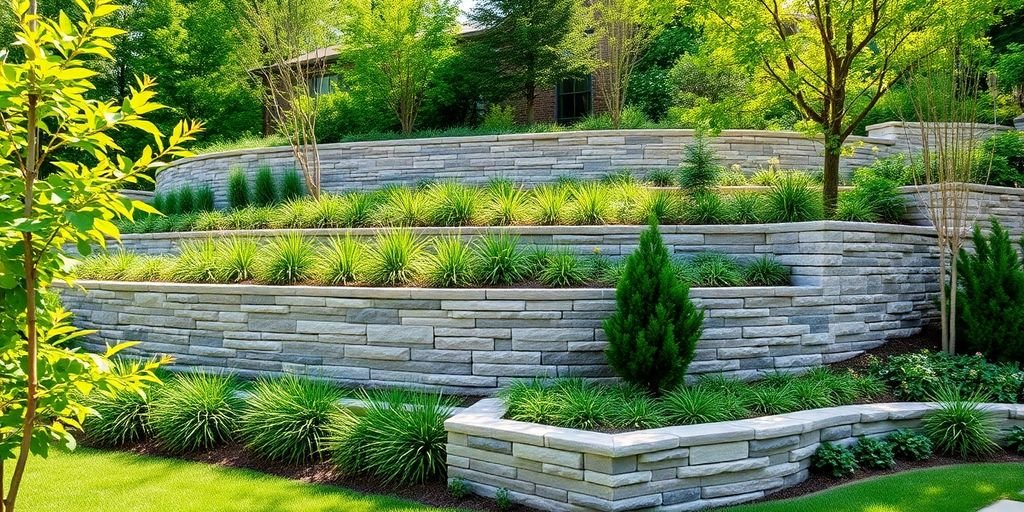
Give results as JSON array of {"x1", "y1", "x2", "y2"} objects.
[
  {"x1": 444, "y1": 399, "x2": 1024, "y2": 511},
  {"x1": 900, "y1": 183, "x2": 1024, "y2": 235},
  {"x1": 156, "y1": 128, "x2": 906, "y2": 209},
  {"x1": 62, "y1": 222, "x2": 942, "y2": 392}
]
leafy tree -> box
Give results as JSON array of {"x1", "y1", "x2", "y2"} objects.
[
  {"x1": 603, "y1": 222, "x2": 703, "y2": 394},
  {"x1": 995, "y1": 43, "x2": 1024, "y2": 112},
  {"x1": 0, "y1": 0, "x2": 197, "y2": 510},
  {"x1": 468, "y1": 0, "x2": 594, "y2": 123},
  {"x1": 701, "y1": 0, "x2": 1008, "y2": 214},
  {"x1": 956, "y1": 219, "x2": 1024, "y2": 363},
  {"x1": 340, "y1": 0, "x2": 459, "y2": 133},
  {"x1": 591, "y1": 0, "x2": 676, "y2": 128},
  {"x1": 625, "y1": 17, "x2": 700, "y2": 121}
]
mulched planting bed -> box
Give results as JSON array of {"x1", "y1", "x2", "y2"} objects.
[
  {"x1": 113, "y1": 440, "x2": 536, "y2": 512},
  {"x1": 752, "y1": 450, "x2": 1024, "y2": 503}
]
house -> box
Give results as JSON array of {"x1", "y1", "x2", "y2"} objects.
[{"x1": 259, "y1": 28, "x2": 606, "y2": 135}]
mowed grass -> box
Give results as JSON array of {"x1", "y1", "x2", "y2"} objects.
[
  {"x1": 9, "y1": 448, "x2": 463, "y2": 512},
  {"x1": 725, "y1": 463, "x2": 1024, "y2": 512}
]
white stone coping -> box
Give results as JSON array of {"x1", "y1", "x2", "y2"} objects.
[
  {"x1": 58, "y1": 280, "x2": 820, "y2": 300},
  {"x1": 898, "y1": 182, "x2": 1024, "y2": 197},
  {"x1": 117, "y1": 220, "x2": 940, "y2": 242},
  {"x1": 445, "y1": 398, "x2": 1024, "y2": 458},
  {"x1": 865, "y1": 121, "x2": 1011, "y2": 132},
  {"x1": 170, "y1": 129, "x2": 899, "y2": 168}
]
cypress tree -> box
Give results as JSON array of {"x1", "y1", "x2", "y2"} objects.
[{"x1": 604, "y1": 221, "x2": 704, "y2": 394}]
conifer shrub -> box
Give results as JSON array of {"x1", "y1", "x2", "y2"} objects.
[
  {"x1": 956, "y1": 219, "x2": 1024, "y2": 363},
  {"x1": 227, "y1": 167, "x2": 250, "y2": 209},
  {"x1": 678, "y1": 136, "x2": 722, "y2": 193},
  {"x1": 253, "y1": 166, "x2": 278, "y2": 206},
  {"x1": 603, "y1": 222, "x2": 704, "y2": 393}
]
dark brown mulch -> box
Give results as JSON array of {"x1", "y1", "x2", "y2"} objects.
[
  {"x1": 117, "y1": 441, "x2": 534, "y2": 512},
  {"x1": 829, "y1": 327, "x2": 942, "y2": 373},
  {"x1": 752, "y1": 450, "x2": 1024, "y2": 503}
]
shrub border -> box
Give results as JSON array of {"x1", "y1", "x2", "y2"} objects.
[{"x1": 444, "y1": 399, "x2": 1024, "y2": 511}]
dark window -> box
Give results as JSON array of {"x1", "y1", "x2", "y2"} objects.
[
  {"x1": 556, "y1": 76, "x2": 592, "y2": 124},
  {"x1": 308, "y1": 74, "x2": 339, "y2": 96}
]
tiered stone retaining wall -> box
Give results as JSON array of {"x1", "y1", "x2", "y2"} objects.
[
  {"x1": 445, "y1": 399, "x2": 1024, "y2": 511},
  {"x1": 900, "y1": 183, "x2": 1024, "y2": 235},
  {"x1": 61, "y1": 222, "x2": 941, "y2": 393},
  {"x1": 159, "y1": 123, "x2": 1014, "y2": 208}
]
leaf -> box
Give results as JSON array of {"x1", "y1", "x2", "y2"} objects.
[
  {"x1": 66, "y1": 211, "x2": 94, "y2": 231},
  {"x1": 58, "y1": 68, "x2": 98, "y2": 81},
  {"x1": 92, "y1": 218, "x2": 120, "y2": 240}
]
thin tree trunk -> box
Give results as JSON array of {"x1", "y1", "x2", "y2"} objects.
[
  {"x1": 948, "y1": 255, "x2": 958, "y2": 354},
  {"x1": 938, "y1": 247, "x2": 950, "y2": 353},
  {"x1": 822, "y1": 148, "x2": 840, "y2": 214},
  {"x1": 525, "y1": 82, "x2": 536, "y2": 125}
]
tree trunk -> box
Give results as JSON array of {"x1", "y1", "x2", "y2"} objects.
[
  {"x1": 525, "y1": 81, "x2": 536, "y2": 125},
  {"x1": 822, "y1": 148, "x2": 840, "y2": 215}
]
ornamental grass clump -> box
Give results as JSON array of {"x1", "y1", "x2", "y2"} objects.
[
  {"x1": 567, "y1": 182, "x2": 612, "y2": 225},
  {"x1": 529, "y1": 185, "x2": 570, "y2": 225},
  {"x1": 195, "y1": 186, "x2": 215, "y2": 212},
  {"x1": 123, "y1": 255, "x2": 174, "y2": 282},
  {"x1": 922, "y1": 386, "x2": 999, "y2": 459},
  {"x1": 645, "y1": 169, "x2": 676, "y2": 187},
  {"x1": 474, "y1": 233, "x2": 527, "y2": 285},
  {"x1": 218, "y1": 237, "x2": 259, "y2": 282},
  {"x1": 482, "y1": 179, "x2": 530, "y2": 226},
  {"x1": 642, "y1": 191, "x2": 682, "y2": 224},
  {"x1": 499, "y1": 379, "x2": 557, "y2": 424},
  {"x1": 172, "y1": 239, "x2": 221, "y2": 282},
  {"x1": 690, "y1": 253, "x2": 745, "y2": 287},
  {"x1": 423, "y1": 236, "x2": 476, "y2": 287},
  {"x1": 365, "y1": 230, "x2": 425, "y2": 285},
  {"x1": 662, "y1": 385, "x2": 746, "y2": 424},
  {"x1": 426, "y1": 182, "x2": 480, "y2": 226},
  {"x1": 684, "y1": 191, "x2": 730, "y2": 224},
  {"x1": 340, "y1": 191, "x2": 378, "y2": 227},
  {"x1": 177, "y1": 186, "x2": 196, "y2": 214},
  {"x1": 308, "y1": 194, "x2": 349, "y2": 228},
  {"x1": 539, "y1": 249, "x2": 589, "y2": 287},
  {"x1": 763, "y1": 173, "x2": 823, "y2": 222},
  {"x1": 254, "y1": 234, "x2": 317, "y2": 284},
  {"x1": 82, "y1": 359, "x2": 161, "y2": 446},
  {"x1": 148, "y1": 373, "x2": 243, "y2": 453},
  {"x1": 739, "y1": 384, "x2": 799, "y2": 415},
  {"x1": 743, "y1": 255, "x2": 790, "y2": 286},
  {"x1": 315, "y1": 236, "x2": 365, "y2": 285},
  {"x1": 227, "y1": 167, "x2": 250, "y2": 209},
  {"x1": 375, "y1": 186, "x2": 428, "y2": 227},
  {"x1": 239, "y1": 376, "x2": 345, "y2": 463},
  {"x1": 727, "y1": 193, "x2": 763, "y2": 224},
  {"x1": 608, "y1": 393, "x2": 667, "y2": 430},
  {"x1": 604, "y1": 222, "x2": 704, "y2": 394},
  {"x1": 253, "y1": 166, "x2": 278, "y2": 206},
  {"x1": 279, "y1": 168, "x2": 305, "y2": 201},
  {"x1": 549, "y1": 379, "x2": 613, "y2": 430},
  {"x1": 327, "y1": 389, "x2": 456, "y2": 484}
]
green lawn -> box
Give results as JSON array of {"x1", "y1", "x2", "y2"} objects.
[
  {"x1": 726, "y1": 463, "x2": 1024, "y2": 512},
  {"x1": 8, "y1": 449, "x2": 461, "y2": 512}
]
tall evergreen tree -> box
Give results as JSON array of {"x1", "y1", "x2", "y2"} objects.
[
  {"x1": 604, "y1": 222, "x2": 703, "y2": 394},
  {"x1": 467, "y1": 0, "x2": 594, "y2": 123}
]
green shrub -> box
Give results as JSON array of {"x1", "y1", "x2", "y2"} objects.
[
  {"x1": 1007, "y1": 426, "x2": 1024, "y2": 454},
  {"x1": 495, "y1": 488, "x2": 512, "y2": 511},
  {"x1": 922, "y1": 387, "x2": 999, "y2": 459},
  {"x1": 218, "y1": 237, "x2": 259, "y2": 282},
  {"x1": 568, "y1": 183, "x2": 612, "y2": 225},
  {"x1": 269, "y1": 199, "x2": 314, "y2": 229},
  {"x1": 539, "y1": 249, "x2": 589, "y2": 287},
  {"x1": 868, "y1": 351, "x2": 1024, "y2": 403},
  {"x1": 980, "y1": 131, "x2": 1024, "y2": 187},
  {"x1": 812, "y1": 442, "x2": 858, "y2": 477},
  {"x1": 742, "y1": 255, "x2": 789, "y2": 286},
  {"x1": 152, "y1": 193, "x2": 167, "y2": 214},
  {"x1": 343, "y1": 192, "x2": 380, "y2": 228},
  {"x1": 483, "y1": 180, "x2": 530, "y2": 226},
  {"x1": 601, "y1": 169, "x2": 638, "y2": 185},
  {"x1": 530, "y1": 185, "x2": 570, "y2": 225},
  {"x1": 550, "y1": 380, "x2": 612, "y2": 430},
  {"x1": 254, "y1": 234, "x2": 317, "y2": 284},
  {"x1": 499, "y1": 379, "x2": 557, "y2": 424},
  {"x1": 427, "y1": 182, "x2": 480, "y2": 226},
  {"x1": 678, "y1": 135, "x2": 722, "y2": 193},
  {"x1": 164, "y1": 188, "x2": 181, "y2": 215},
  {"x1": 835, "y1": 192, "x2": 880, "y2": 222},
  {"x1": 124, "y1": 255, "x2": 173, "y2": 281},
  {"x1": 956, "y1": 219, "x2": 1024, "y2": 363},
  {"x1": 375, "y1": 186, "x2": 428, "y2": 227},
  {"x1": 662, "y1": 386, "x2": 746, "y2": 424},
  {"x1": 750, "y1": 168, "x2": 781, "y2": 186},
  {"x1": 279, "y1": 169, "x2": 304, "y2": 201},
  {"x1": 171, "y1": 239, "x2": 221, "y2": 282},
  {"x1": 608, "y1": 182, "x2": 648, "y2": 224},
  {"x1": 691, "y1": 253, "x2": 745, "y2": 287},
  {"x1": 305, "y1": 195, "x2": 347, "y2": 228},
  {"x1": 642, "y1": 191, "x2": 682, "y2": 224},
  {"x1": 718, "y1": 168, "x2": 748, "y2": 186},
  {"x1": 238, "y1": 376, "x2": 345, "y2": 463},
  {"x1": 860, "y1": 155, "x2": 911, "y2": 184},
  {"x1": 316, "y1": 236, "x2": 365, "y2": 285},
  {"x1": 849, "y1": 174, "x2": 906, "y2": 223},
  {"x1": 148, "y1": 373, "x2": 242, "y2": 453},
  {"x1": 727, "y1": 193, "x2": 763, "y2": 224},
  {"x1": 886, "y1": 429, "x2": 933, "y2": 461},
  {"x1": 480, "y1": 104, "x2": 516, "y2": 131},
  {"x1": 645, "y1": 169, "x2": 677, "y2": 187},
  {"x1": 785, "y1": 377, "x2": 838, "y2": 409},
  {"x1": 605, "y1": 223, "x2": 704, "y2": 393},
  {"x1": 685, "y1": 191, "x2": 729, "y2": 224},
  {"x1": 366, "y1": 230, "x2": 425, "y2": 285},
  {"x1": 852, "y1": 437, "x2": 895, "y2": 469},
  {"x1": 195, "y1": 186, "x2": 215, "y2": 212},
  {"x1": 424, "y1": 237, "x2": 476, "y2": 287},
  {"x1": 523, "y1": 245, "x2": 552, "y2": 278},
  {"x1": 227, "y1": 168, "x2": 250, "y2": 209},
  {"x1": 253, "y1": 166, "x2": 278, "y2": 206},
  {"x1": 474, "y1": 233, "x2": 527, "y2": 285},
  {"x1": 448, "y1": 477, "x2": 470, "y2": 499},
  {"x1": 763, "y1": 173, "x2": 822, "y2": 222},
  {"x1": 327, "y1": 389, "x2": 457, "y2": 484},
  {"x1": 193, "y1": 211, "x2": 225, "y2": 231}
]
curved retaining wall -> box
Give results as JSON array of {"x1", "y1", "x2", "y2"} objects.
[
  {"x1": 160, "y1": 123, "x2": 949, "y2": 208},
  {"x1": 444, "y1": 399, "x2": 1024, "y2": 511},
  {"x1": 60, "y1": 222, "x2": 942, "y2": 393}
]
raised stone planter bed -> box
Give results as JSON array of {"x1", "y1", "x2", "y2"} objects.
[{"x1": 444, "y1": 399, "x2": 1024, "y2": 511}]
